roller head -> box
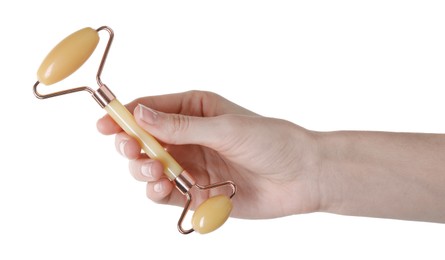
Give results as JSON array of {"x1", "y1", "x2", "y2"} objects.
[
  {"x1": 37, "y1": 27, "x2": 99, "y2": 85},
  {"x1": 191, "y1": 195, "x2": 233, "y2": 234},
  {"x1": 176, "y1": 173, "x2": 236, "y2": 234}
]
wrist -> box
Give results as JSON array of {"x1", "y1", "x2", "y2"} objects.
[
  {"x1": 314, "y1": 131, "x2": 445, "y2": 222},
  {"x1": 314, "y1": 131, "x2": 353, "y2": 214}
]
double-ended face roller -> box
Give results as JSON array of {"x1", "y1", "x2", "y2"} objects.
[{"x1": 33, "y1": 26, "x2": 236, "y2": 234}]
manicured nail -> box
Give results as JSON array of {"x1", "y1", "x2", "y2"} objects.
[
  {"x1": 141, "y1": 162, "x2": 153, "y2": 178},
  {"x1": 154, "y1": 182, "x2": 163, "y2": 193},
  {"x1": 119, "y1": 140, "x2": 128, "y2": 157},
  {"x1": 138, "y1": 104, "x2": 158, "y2": 124}
]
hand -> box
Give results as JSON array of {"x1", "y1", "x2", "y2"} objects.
[{"x1": 97, "y1": 91, "x2": 322, "y2": 219}]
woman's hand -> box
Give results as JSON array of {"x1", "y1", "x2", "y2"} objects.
[{"x1": 97, "y1": 91, "x2": 322, "y2": 219}]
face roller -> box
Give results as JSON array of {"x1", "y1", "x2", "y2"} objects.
[{"x1": 33, "y1": 26, "x2": 236, "y2": 234}]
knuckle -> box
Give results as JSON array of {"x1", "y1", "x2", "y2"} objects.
[{"x1": 169, "y1": 114, "x2": 191, "y2": 136}]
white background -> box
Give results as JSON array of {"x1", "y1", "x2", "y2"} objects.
[{"x1": 1, "y1": 0, "x2": 444, "y2": 259}]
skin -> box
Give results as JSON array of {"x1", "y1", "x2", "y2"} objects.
[{"x1": 97, "y1": 90, "x2": 445, "y2": 223}]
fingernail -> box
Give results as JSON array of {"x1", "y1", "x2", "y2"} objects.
[
  {"x1": 119, "y1": 140, "x2": 128, "y2": 157},
  {"x1": 138, "y1": 104, "x2": 158, "y2": 125},
  {"x1": 154, "y1": 182, "x2": 163, "y2": 193},
  {"x1": 141, "y1": 162, "x2": 153, "y2": 178}
]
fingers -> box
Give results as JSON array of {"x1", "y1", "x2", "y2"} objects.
[
  {"x1": 96, "y1": 90, "x2": 256, "y2": 136},
  {"x1": 128, "y1": 90, "x2": 256, "y2": 117},
  {"x1": 114, "y1": 132, "x2": 141, "y2": 160},
  {"x1": 115, "y1": 132, "x2": 174, "y2": 204},
  {"x1": 134, "y1": 104, "x2": 236, "y2": 148},
  {"x1": 129, "y1": 158, "x2": 176, "y2": 204},
  {"x1": 97, "y1": 114, "x2": 121, "y2": 135},
  {"x1": 146, "y1": 178, "x2": 174, "y2": 203},
  {"x1": 96, "y1": 91, "x2": 208, "y2": 135},
  {"x1": 129, "y1": 158, "x2": 164, "y2": 182}
]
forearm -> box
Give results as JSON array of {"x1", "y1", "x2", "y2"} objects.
[{"x1": 318, "y1": 131, "x2": 445, "y2": 223}]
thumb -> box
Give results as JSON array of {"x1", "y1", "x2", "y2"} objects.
[{"x1": 134, "y1": 104, "x2": 234, "y2": 148}]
